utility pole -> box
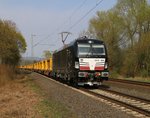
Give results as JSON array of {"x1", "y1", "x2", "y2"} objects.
[
  {"x1": 31, "y1": 34, "x2": 36, "y2": 57},
  {"x1": 59, "y1": 32, "x2": 71, "y2": 45}
]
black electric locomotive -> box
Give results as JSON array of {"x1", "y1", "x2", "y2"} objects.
[{"x1": 53, "y1": 37, "x2": 109, "y2": 86}]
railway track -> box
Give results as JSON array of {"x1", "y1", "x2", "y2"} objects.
[
  {"x1": 34, "y1": 72, "x2": 150, "y2": 117},
  {"x1": 109, "y1": 78, "x2": 150, "y2": 88},
  {"x1": 80, "y1": 88, "x2": 150, "y2": 117}
]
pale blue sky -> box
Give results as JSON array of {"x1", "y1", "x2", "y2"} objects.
[{"x1": 0, "y1": 0, "x2": 117, "y2": 58}]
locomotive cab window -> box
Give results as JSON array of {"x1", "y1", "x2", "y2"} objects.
[
  {"x1": 77, "y1": 43, "x2": 105, "y2": 56},
  {"x1": 92, "y1": 44, "x2": 105, "y2": 55},
  {"x1": 78, "y1": 44, "x2": 91, "y2": 56}
]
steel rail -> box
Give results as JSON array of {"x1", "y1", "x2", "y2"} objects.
[
  {"x1": 109, "y1": 78, "x2": 150, "y2": 88},
  {"x1": 80, "y1": 88, "x2": 150, "y2": 117},
  {"x1": 98, "y1": 88, "x2": 150, "y2": 104}
]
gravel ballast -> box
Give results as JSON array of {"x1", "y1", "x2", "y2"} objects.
[
  {"x1": 30, "y1": 73, "x2": 134, "y2": 118},
  {"x1": 103, "y1": 81, "x2": 150, "y2": 101}
]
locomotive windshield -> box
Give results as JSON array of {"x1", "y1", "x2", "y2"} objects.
[{"x1": 78, "y1": 44, "x2": 105, "y2": 56}]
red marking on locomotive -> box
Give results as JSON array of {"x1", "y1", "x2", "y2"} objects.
[
  {"x1": 80, "y1": 66, "x2": 90, "y2": 70},
  {"x1": 94, "y1": 66, "x2": 104, "y2": 70}
]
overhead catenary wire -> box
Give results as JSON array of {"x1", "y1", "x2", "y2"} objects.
[
  {"x1": 58, "y1": 0, "x2": 88, "y2": 31},
  {"x1": 33, "y1": 0, "x2": 88, "y2": 46},
  {"x1": 33, "y1": 0, "x2": 104, "y2": 45},
  {"x1": 67, "y1": 0, "x2": 104, "y2": 31},
  {"x1": 71, "y1": 0, "x2": 88, "y2": 17},
  {"x1": 31, "y1": 0, "x2": 105, "y2": 58}
]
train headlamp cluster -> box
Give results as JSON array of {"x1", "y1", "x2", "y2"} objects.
[
  {"x1": 95, "y1": 72, "x2": 101, "y2": 77},
  {"x1": 105, "y1": 62, "x2": 108, "y2": 69},
  {"x1": 78, "y1": 72, "x2": 101, "y2": 78},
  {"x1": 75, "y1": 61, "x2": 79, "y2": 69}
]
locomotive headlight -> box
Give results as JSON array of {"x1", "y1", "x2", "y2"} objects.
[
  {"x1": 75, "y1": 61, "x2": 79, "y2": 69},
  {"x1": 95, "y1": 72, "x2": 101, "y2": 77},
  {"x1": 105, "y1": 62, "x2": 108, "y2": 69}
]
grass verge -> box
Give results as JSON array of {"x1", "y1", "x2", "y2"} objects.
[
  {"x1": 28, "y1": 76, "x2": 77, "y2": 118},
  {"x1": 0, "y1": 66, "x2": 76, "y2": 118},
  {"x1": 0, "y1": 72, "x2": 42, "y2": 118},
  {"x1": 0, "y1": 64, "x2": 15, "y2": 86}
]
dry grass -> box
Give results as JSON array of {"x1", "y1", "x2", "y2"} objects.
[
  {"x1": 0, "y1": 64, "x2": 16, "y2": 87},
  {"x1": 0, "y1": 72, "x2": 42, "y2": 118}
]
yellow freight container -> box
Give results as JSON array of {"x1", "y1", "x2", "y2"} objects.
[{"x1": 50, "y1": 58, "x2": 52, "y2": 71}]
